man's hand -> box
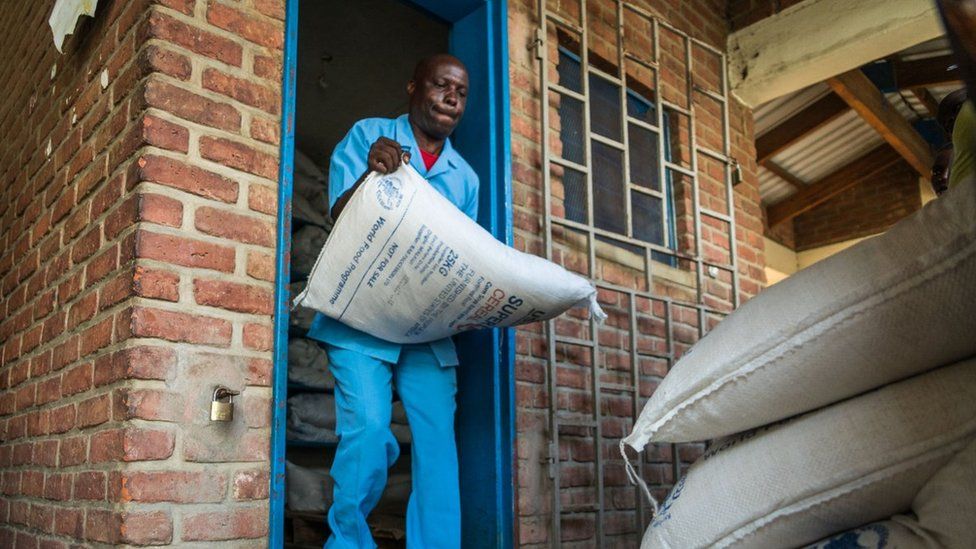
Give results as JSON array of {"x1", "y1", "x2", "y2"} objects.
[
  {"x1": 331, "y1": 137, "x2": 410, "y2": 221},
  {"x1": 368, "y1": 137, "x2": 408, "y2": 174}
]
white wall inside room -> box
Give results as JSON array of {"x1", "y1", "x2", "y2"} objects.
[
  {"x1": 295, "y1": 0, "x2": 449, "y2": 170},
  {"x1": 764, "y1": 234, "x2": 881, "y2": 286}
]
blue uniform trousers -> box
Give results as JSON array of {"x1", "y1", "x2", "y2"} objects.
[{"x1": 324, "y1": 345, "x2": 460, "y2": 549}]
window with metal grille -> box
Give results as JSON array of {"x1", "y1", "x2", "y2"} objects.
[{"x1": 534, "y1": 1, "x2": 741, "y2": 547}]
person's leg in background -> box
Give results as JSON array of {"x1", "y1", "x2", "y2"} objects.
[
  {"x1": 325, "y1": 347, "x2": 400, "y2": 549},
  {"x1": 394, "y1": 345, "x2": 461, "y2": 549}
]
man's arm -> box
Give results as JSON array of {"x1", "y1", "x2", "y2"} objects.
[{"x1": 329, "y1": 136, "x2": 408, "y2": 221}]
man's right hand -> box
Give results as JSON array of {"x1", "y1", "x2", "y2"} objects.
[{"x1": 368, "y1": 137, "x2": 407, "y2": 174}]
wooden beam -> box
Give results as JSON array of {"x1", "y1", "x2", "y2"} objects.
[
  {"x1": 910, "y1": 87, "x2": 940, "y2": 118},
  {"x1": 762, "y1": 161, "x2": 806, "y2": 189},
  {"x1": 755, "y1": 93, "x2": 849, "y2": 163},
  {"x1": 827, "y1": 69, "x2": 934, "y2": 176},
  {"x1": 766, "y1": 145, "x2": 903, "y2": 226},
  {"x1": 728, "y1": 0, "x2": 942, "y2": 107},
  {"x1": 893, "y1": 54, "x2": 961, "y2": 88}
]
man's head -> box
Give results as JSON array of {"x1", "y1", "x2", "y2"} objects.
[
  {"x1": 938, "y1": 88, "x2": 968, "y2": 137},
  {"x1": 407, "y1": 54, "x2": 469, "y2": 142}
]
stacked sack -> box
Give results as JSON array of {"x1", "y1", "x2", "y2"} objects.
[{"x1": 623, "y1": 177, "x2": 976, "y2": 548}]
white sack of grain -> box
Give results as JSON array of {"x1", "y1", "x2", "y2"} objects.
[
  {"x1": 640, "y1": 358, "x2": 976, "y2": 549},
  {"x1": 625, "y1": 177, "x2": 976, "y2": 447},
  {"x1": 805, "y1": 438, "x2": 976, "y2": 548},
  {"x1": 287, "y1": 338, "x2": 334, "y2": 390},
  {"x1": 293, "y1": 163, "x2": 605, "y2": 344}
]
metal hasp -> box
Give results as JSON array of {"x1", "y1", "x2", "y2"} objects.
[
  {"x1": 535, "y1": 1, "x2": 740, "y2": 546},
  {"x1": 210, "y1": 386, "x2": 239, "y2": 422}
]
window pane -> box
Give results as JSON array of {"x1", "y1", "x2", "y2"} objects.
[
  {"x1": 557, "y1": 93, "x2": 585, "y2": 165},
  {"x1": 592, "y1": 140, "x2": 625, "y2": 234},
  {"x1": 557, "y1": 48, "x2": 583, "y2": 94},
  {"x1": 631, "y1": 190, "x2": 664, "y2": 246},
  {"x1": 562, "y1": 166, "x2": 588, "y2": 224},
  {"x1": 628, "y1": 123, "x2": 660, "y2": 191},
  {"x1": 626, "y1": 91, "x2": 656, "y2": 124},
  {"x1": 589, "y1": 73, "x2": 621, "y2": 141}
]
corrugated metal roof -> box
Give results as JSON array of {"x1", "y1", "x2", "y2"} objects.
[
  {"x1": 752, "y1": 35, "x2": 960, "y2": 206},
  {"x1": 769, "y1": 110, "x2": 884, "y2": 183},
  {"x1": 753, "y1": 83, "x2": 831, "y2": 135}
]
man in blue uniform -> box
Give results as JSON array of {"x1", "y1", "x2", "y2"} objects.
[{"x1": 308, "y1": 54, "x2": 478, "y2": 548}]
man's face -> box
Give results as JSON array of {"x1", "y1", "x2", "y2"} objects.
[{"x1": 407, "y1": 59, "x2": 469, "y2": 141}]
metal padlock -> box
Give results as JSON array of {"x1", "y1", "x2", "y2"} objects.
[{"x1": 210, "y1": 386, "x2": 239, "y2": 422}]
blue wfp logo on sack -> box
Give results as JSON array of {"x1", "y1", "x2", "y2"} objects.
[{"x1": 376, "y1": 176, "x2": 404, "y2": 211}]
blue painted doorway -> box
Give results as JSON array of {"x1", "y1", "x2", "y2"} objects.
[{"x1": 271, "y1": 0, "x2": 515, "y2": 546}]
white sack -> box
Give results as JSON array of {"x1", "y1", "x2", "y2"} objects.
[
  {"x1": 288, "y1": 338, "x2": 334, "y2": 389},
  {"x1": 294, "y1": 163, "x2": 605, "y2": 344},
  {"x1": 640, "y1": 358, "x2": 976, "y2": 549},
  {"x1": 804, "y1": 520, "x2": 937, "y2": 549},
  {"x1": 805, "y1": 439, "x2": 976, "y2": 548},
  {"x1": 625, "y1": 177, "x2": 976, "y2": 447},
  {"x1": 292, "y1": 225, "x2": 329, "y2": 279}
]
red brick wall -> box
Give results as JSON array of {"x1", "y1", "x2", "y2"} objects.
[
  {"x1": 508, "y1": 0, "x2": 765, "y2": 545},
  {"x1": 727, "y1": 0, "x2": 808, "y2": 31},
  {"x1": 0, "y1": 0, "x2": 283, "y2": 546},
  {"x1": 793, "y1": 163, "x2": 920, "y2": 251}
]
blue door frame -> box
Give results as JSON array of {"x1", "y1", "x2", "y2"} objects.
[{"x1": 270, "y1": 1, "x2": 515, "y2": 546}]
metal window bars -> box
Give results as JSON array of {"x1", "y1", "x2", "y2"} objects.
[{"x1": 533, "y1": 1, "x2": 740, "y2": 546}]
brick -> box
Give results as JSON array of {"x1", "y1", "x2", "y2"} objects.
[
  {"x1": 133, "y1": 266, "x2": 180, "y2": 301},
  {"x1": 61, "y1": 362, "x2": 93, "y2": 396},
  {"x1": 135, "y1": 230, "x2": 236, "y2": 272},
  {"x1": 242, "y1": 322, "x2": 271, "y2": 351},
  {"x1": 85, "y1": 509, "x2": 120, "y2": 544},
  {"x1": 206, "y1": 2, "x2": 284, "y2": 49},
  {"x1": 138, "y1": 192, "x2": 183, "y2": 227},
  {"x1": 54, "y1": 507, "x2": 82, "y2": 537},
  {"x1": 121, "y1": 470, "x2": 226, "y2": 503},
  {"x1": 77, "y1": 393, "x2": 111, "y2": 428},
  {"x1": 142, "y1": 114, "x2": 189, "y2": 153},
  {"x1": 141, "y1": 44, "x2": 192, "y2": 80},
  {"x1": 74, "y1": 471, "x2": 106, "y2": 500},
  {"x1": 199, "y1": 136, "x2": 278, "y2": 180},
  {"x1": 202, "y1": 67, "x2": 280, "y2": 114},
  {"x1": 195, "y1": 206, "x2": 274, "y2": 246},
  {"x1": 252, "y1": 54, "x2": 281, "y2": 80},
  {"x1": 90, "y1": 429, "x2": 124, "y2": 463},
  {"x1": 143, "y1": 79, "x2": 241, "y2": 132},
  {"x1": 123, "y1": 427, "x2": 176, "y2": 461},
  {"x1": 248, "y1": 183, "x2": 276, "y2": 214},
  {"x1": 44, "y1": 473, "x2": 72, "y2": 502},
  {"x1": 181, "y1": 506, "x2": 268, "y2": 541},
  {"x1": 250, "y1": 116, "x2": 279, "y2": 144},
  {"x1": 121, "y1": 388, "x2": 184, "y2": 422},
  {"x1": 66, "y1": 292, "x2": 98, "y2": 331},
  {"x1": 183, "y1": 428, "x2": 268, "y2": 462},
  {"x1": 79, "y1": 316, "x2": 114, "y2": 357},
  {"x1": 134, "y1": 154, "x2": 239, "y2": 202},
  {"x1": 233, "y1": 469, "x2": 269, "y2": 500},
  {"x1": 129, "y1": 307, "x2": 232, "y2": 346},
  {"x1": 120, "y1": 511, "x2": 173, "y2": 545},
  {"x1": 58, "y1": 435, "x2": 86, "y2": 465},
  {"x1": 146, "y1": 11, "x2": 243, "y2": 66},
  {"x1": 113, "y1": 345, "x2": 177, "y2": 380},
  {"x1": 254, "y1": 0, "x2": 285, "y2": 20},
  {"x1": 154, "y1": 0, "x2": 196, "y2": 15},
  {"x1": 194, "y1": 278, "x2": 273, "y2": 314},
  {"x1": 246, "y1": 358, "x2": 272, "y2": 386},
  {"x1": 246, "y1": 250, "x2": 274, "y2": 281}
]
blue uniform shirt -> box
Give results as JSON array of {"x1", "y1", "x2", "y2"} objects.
[{"x1": 307, "y1": 114, "x2": 480, "y2": 367}]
